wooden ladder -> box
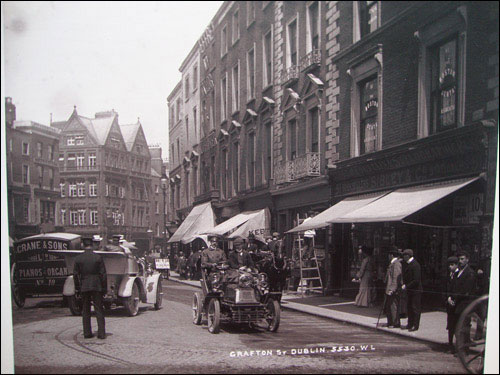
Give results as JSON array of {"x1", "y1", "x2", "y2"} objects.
[{"x1": 294, "y1": 215, "x2": 323, "y2": 297}]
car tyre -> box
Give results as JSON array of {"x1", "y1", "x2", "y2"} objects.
[
  {"x1": 266, "y1": 299, "x2": 280, "y2": 332},
  {"x1": 68, "y1": 295, "x2": 83, "y2": 316},
  {"x1": 154, "y1": 280, "x2": 163, "y2": 310},
  {"x1": 207, "y1": 298, "x2": 220, "y2": 334},
  {"x1": 123, "y1": 282, "x2": 140, "y2": 316},
  {"x1": 192, "y1": 292, "x2": 203, "y2": 325}
]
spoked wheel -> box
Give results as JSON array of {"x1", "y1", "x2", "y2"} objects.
[
  {"x1": 68, "y1": 295, "x2": 83, "y2": 316},
  {"x1": 456, "y1": 295, "x2": 488, "y2": 374},
  {"x1": 154, "y1": 280, "x2": 163, "y2": 310},
  {"x1": 266, "y1": 299, "x2": 281, "y2": 332},
  {"x1": 12, "y1": 285, "x2": 26, "y2": 308},
  {"x1": 11, "y1": 263, "x2": 26, "y2": 308},
  {"x1": 123, "y1": 282, "x2": 140, "y2": 316},
  {"x1": 192, "y1": 292, "x2": 203, "y2": 325},
  {"x1": 207, "y1": 298, "x2": 221, "y2": 334}
]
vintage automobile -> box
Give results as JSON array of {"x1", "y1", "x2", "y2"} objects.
[
  {"x1": 192, "y1": 262, "x2": 281, "y2": 334},
  {"x1": 50, "y1": 242, "x2": 163, "y2": 317},
  {"x1": 10, "y1": 233, "x2": 82, "y2": 308}
]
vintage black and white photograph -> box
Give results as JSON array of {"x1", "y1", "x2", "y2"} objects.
[{"x1": 1, "y1": 1, "x2": 499, "y2": 374}]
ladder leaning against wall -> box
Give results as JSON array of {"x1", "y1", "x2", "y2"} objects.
[{"x1": 293, "y1": 215, "x2": 324, "y2": 297}]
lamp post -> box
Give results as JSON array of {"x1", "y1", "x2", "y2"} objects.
[{"x1": 160, "y1": 171, "x2": 168, "y2": 255}]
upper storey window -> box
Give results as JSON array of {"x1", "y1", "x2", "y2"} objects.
[
  {"x1": 286, "y1": 19, "x2": 298, "y2": 68},
  {"x1": 307, "y1": 1, "x2": 320, "y2": 52},
  {"x1": 353, "y1": 1, "x2": 380, "y2": 42},
  {"x1": 430, "y1": 37, "x2": 458, "y2": 132}
]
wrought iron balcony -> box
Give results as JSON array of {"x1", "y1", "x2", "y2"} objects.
[
  {"x1": 293, "y1": 152, "x2": 321, "y2": 179},
  {"x1": 281, "y1": 65, "x2": 299, "y2": 85},
  {"x1": 300, "y1": 49, "x2": 321, "y2": 71},
  {"x1": 274, "y1": 160, "x2": 295, "y2": 185}
]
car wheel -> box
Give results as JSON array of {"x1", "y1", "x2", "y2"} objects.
[
  {"x1": 192, "y1": 292, "x2": 203, "y2": 325},
  {"x1": 123, "y1": 282, "x2": 140, "y2": 316},
  {"x1": 266, "y1": 299, "x2": 280, "y2": 332},
  {"x1": 11, "y1": 263, "x2": 26, "y2": 308},
  {"x1": 154, "y1": 280, "x2": 163, "y2": 310},
  {"x1": 68, "y1": 295, "x2": 83, "y2": 316},
  {"x1": 207, "y1": 298, "x2": 220, "y2": 334}
]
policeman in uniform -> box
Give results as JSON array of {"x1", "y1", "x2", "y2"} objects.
[
  {"x1": 201, "y1": 235, "x2": 227, "y2": 273},
  {"x1": 74, "y1": 237, "x2": 107, "y2": 339}
]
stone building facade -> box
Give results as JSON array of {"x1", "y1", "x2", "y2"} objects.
[{"x1": 6, "y1": 99, "x2": 61, "y2": 240}]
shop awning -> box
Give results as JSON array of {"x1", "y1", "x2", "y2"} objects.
[
  {"x1": 286, "y1": 192, "x2": 387, "y2": 233},
  {"x1": 168, "y1": 202, "x2": 215, "y2": 244},
  {"x1": 329, "y1": 177, "x2": 480, "y2": 223},
  {"x1": 204, "y1": 208, "x2": 271, "y2": 243}
]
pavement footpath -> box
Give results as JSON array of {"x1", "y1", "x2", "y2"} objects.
[{"x1": 167, "y1": 271, "x2": 449, "y2": 346}]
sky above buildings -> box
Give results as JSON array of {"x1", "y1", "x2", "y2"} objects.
[{"x1": 2, "y1": 1, "x2": 224, "y2": 158}]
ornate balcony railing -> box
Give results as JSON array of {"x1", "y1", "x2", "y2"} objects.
[
  {"x1": 293, "y1": 152, "x2": 321, "y2": 179},
  {"x1": 274, "y1": 160, "x2": 295, "y2": 185},
  {"x1": 300, "y1": 49, "x2": 321, "y2": 71},
  {"x1": 281, "y1": 65, "x2": 299, "y2": 85},
  {"x1": 60, "y1": 165, "x2": 99, "y2": 172}
]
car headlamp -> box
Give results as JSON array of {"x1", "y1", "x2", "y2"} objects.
[
  {"x1": 258, "y1": 273, "x2": 268, "y2": 288},
  {"x1": 210, "y1": 272, "x2": 221, "y2": 288},
  {"x1": 239, "y1": 273, "x2": 253, "y2": 288}
]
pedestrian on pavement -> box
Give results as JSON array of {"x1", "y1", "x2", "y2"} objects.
[
  {"x1": 354, "y1": 246, "x2": 374, "y2": 308},
  {"x1": 445, "y1": 256, "x2": 459, "y2": 353},
  {"x1": 397, "y1": 249, "x2": 408, "y2": 318},
  {"x1": 453, "y1": 250, "x2": 477, "y2": 346},
  {"x1": 73, "y1": 237, "x2": 107, "y2": 339},
  {"x1": 384, "y1": 249, "x2": 402, "y2": 328},
  {"x1": 187, "y1": 250, "x2": 196, "y2": 280},
  {"x1": 401, "y1": 249, "x2": 423, "y2": 332}
]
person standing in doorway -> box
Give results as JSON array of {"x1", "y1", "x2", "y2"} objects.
[
  {"x1": 74, "y1": 237, "x2": 107, "y2": 339},
  {"x1": 384, "y1": 249, "x2": 402, "y2": 328},
  {"x1": 354, "y1": 246, "x2": 374, "y2": 308},
  {"x1": 445, "y1": 256, "x2": 459, "y2": 353},
  {"x1": 401, "y1": 249, "x2": 423, "y2": 332}
]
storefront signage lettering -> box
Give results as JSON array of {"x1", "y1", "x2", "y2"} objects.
[
  {"x1": 453, "y1": 194, "x2": 484, "y2": 225},
  {"x1": 248, "y1": 229, "x2": 268, "y2": 236},
  {"x1": 15, "y1": 240, "x2": 68, "y2": 254},
  {"x1": 336, "y1": 156, "x2": 482, "y2": 196}
]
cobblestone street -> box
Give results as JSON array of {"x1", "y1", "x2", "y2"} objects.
[{"x1": 11, "y1": 280, "x2": 467, "y2": 373}]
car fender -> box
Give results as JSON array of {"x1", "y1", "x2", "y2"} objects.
[
  {"x1": 63, "y1": 276, "x2": 75, "y2": 296},
  {"x1": 118, "y1": 275, "x2": 139, "y2": 298},
  {"x1": 144, "y1": 273, "x2": 162, "y2": 304}
]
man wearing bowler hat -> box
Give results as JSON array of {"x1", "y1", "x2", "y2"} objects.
[
  {"x1": 74, "y1": 237, "x2": 107, "y2": 339},
  {"x1": 228, "y1": 238, "x2": 255, "y2": 270},
  {"x1": 401, "y1": 249, "x2": 422, "y2": 332}
]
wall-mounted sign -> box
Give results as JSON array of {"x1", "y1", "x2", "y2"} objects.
[{"x1": 453, "y1": 193, "x2": 484, "y2": 225}]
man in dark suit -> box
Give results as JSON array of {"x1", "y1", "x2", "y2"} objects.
[
  {"x1": 453, "y1": 251, "x2": 477, "y2": 347},
  {"x1": 445, "y1": 256, "x2": 459, "y2": 353},
  {"x1": 401, "y1": 249, "x2": 423, "y2": 332},
  {"x1": 74, "y1": 237, "x2": 107, "y2": 339},
  {"x1": 228, "y1": 238, "x2": 254, "y2": 270}
]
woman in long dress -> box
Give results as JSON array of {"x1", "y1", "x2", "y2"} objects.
[{"x1": 355, "y1": 246, "x2": 374, "y2": 307}]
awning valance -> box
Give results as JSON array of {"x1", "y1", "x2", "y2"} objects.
[
  {"x1": 286, "y1": 192, "x2": 386, "y2": 233},
  {"x1": 168, "y1": 202, "x2": 215, "y2": 244},
  {"x1": 204, "y1": 208, "x2": 270, "y2": 243},
  {"x1": 328, "y1": 177, "x2": 480, "y2": 223}
]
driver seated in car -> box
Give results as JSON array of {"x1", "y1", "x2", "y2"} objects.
[
  {"x1": 226, "y1": 238, "x2": 255, "y2": 284},
  {"x1": 200, "y1": 235, "x2": 227, "y2": 274}
]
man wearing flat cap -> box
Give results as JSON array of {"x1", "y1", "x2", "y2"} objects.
[
  {"x1": 74, "y1": 236, "x2": 107, "y2": 339},
  {"x1": 401, "y1": 249, "x2": 423, "y2": 331},
  {"x1": 384, "y1": 249, "x2": 402, "y2": 328},
  {"x1": 201, "y1": 235, "x2": 227, "y2": 273},
  {"x1": 445, "y1": 256, "x2": 459, "y2": 353}
]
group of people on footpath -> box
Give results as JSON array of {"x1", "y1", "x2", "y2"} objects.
[{"x1": 354, "y1": 245, "x2": 485, "y2": 352}]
